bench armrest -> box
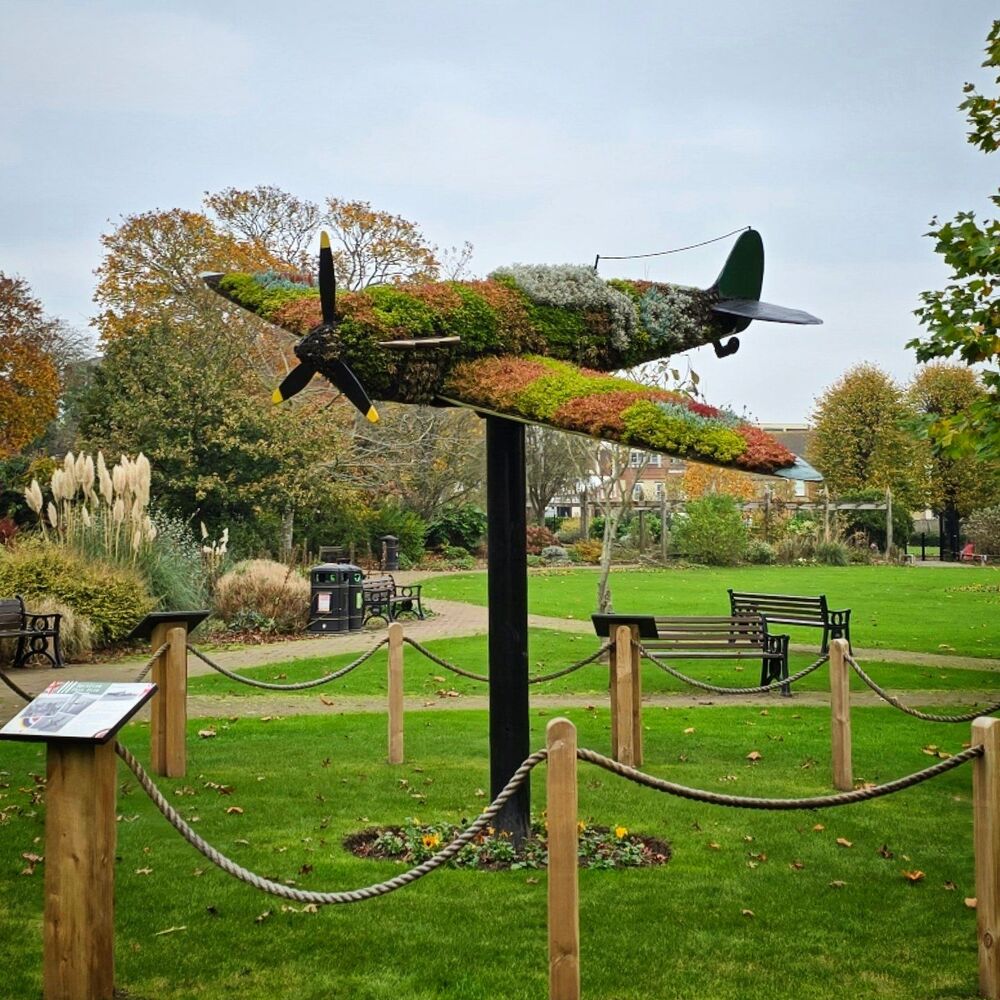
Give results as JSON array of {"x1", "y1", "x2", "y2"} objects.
[
  {"x1": 396, "y1": 584, "x2": 421, "y2": 598},
  {"x1": 26, "y1": 612, "x2": 61, "y2": 632}
]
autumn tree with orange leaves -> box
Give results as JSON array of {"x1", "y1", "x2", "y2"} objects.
[{"x1": 0, "y1": 273, "x2": 62, "y2": 456}]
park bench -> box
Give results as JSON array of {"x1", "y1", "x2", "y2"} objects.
[
  {"x1": 362, "y1": 575, "x2": 426, "y2": 624},
  {"x1": 727, "y1": 589, "x2": 851, "y2": 655},
  {"x1": 0, "y1": 595, "x2": 64, "y2": 669},
  {"x1": 639, "y1": 614, "x2": 791, "y2": 695}
]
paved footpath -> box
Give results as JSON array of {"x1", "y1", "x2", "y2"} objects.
[{"x1": 2, "y1": 594, "x2": 998, "y2": 725}]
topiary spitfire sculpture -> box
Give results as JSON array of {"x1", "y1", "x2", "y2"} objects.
[{"x1": 205, "y1": 229, "x2": 821, "y2": 478}]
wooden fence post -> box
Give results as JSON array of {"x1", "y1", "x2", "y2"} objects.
[
  {"x1": 974, "y1": 716, "x2": 1000, "y2": 998},
  {"x1": 547, "y1": 717, "x2": 580, "y2": 1000},
  {"x1": 388, "y1": 622, "x2": 404, "y2": 764},
  {"x1": 149, "y1": 624, "x2": 188, "y2": 778},
  {"x1": 44, "y1": 740, "x2": 117, "y2": 1000},
  {"x1": 629, "y1": 624, "x2": 643, "y2": 767},
  {"x1": 829, "y1": 638, "x2": 852, "y2": 791},
  {"x1": 612, "y1": 625, "x2": 634, "y2": 765}
]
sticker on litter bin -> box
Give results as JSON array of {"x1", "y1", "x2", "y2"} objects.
[{"x1": 317, "y1": 593, "x2": 331, "y2": 613}]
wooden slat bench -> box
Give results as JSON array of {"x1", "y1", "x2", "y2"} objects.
[
  {"x1": 362, "y1": 575, "x2": 425, "y2": 625},
  {"x1": 0, "y1": 595, "x2": 64, "y2": 669},
  {"x1": 642, "y1": 614, "x2": 791, "y2": 694},
  {"x1": 727, "y1": 590, "x2": 851, "y2": 654}
]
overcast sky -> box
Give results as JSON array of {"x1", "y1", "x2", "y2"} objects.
[{"x1": 1, "y1": 0, "x2": 996, "y2": 423}]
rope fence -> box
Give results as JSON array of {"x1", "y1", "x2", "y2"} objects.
[
  {"x1": 133, "y1": 641, "x2": 169, "y2": 683},
  {"x1": 186, "y1": 638, "x2": 389, "y2": 690},
  {"x1": 846, "y1": 651, "x2": 1000, "y2": 723}
]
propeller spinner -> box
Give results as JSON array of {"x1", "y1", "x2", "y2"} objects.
[{"x1": 273, "y1": 232, "x2": 379, "y2": 423}]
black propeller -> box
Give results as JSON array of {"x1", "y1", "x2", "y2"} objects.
[{"x1": 272, "y1": 231, "x2": 379, "y2": 423}]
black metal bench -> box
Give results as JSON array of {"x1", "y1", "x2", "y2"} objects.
[
  {"x1": 0, "y1": 595, "x2": 64, "y2": 669},
  {"x1": 362, "y1": 575, "x2": 425, "y2": 624},
  {"x1": 727, "y1": 589, "x2": 851, "y2": 654},
  {"x1": 642, "y1": 615, "x2": 791, "y2": 695}
]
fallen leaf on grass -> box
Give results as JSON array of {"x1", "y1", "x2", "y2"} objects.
[
  {"x1": 683, "y1": 727, "x2": 695, "y2": 735},
  {"x1": 153, "y1": 926, "x2": 187, "y2": 936},
  {"x1": 812, "y1": 824, "x2": 825, "y2": 832},
  {"x1": 741, "y1": 909, "x2": 754, "y2": 918},
  {"x1": 526, "y1": 877, "x2": 540, "y2": 885},
  {"x1": 135, "y1": 867, "x2": 153, "y2": 876},
  {"x1": 746, "y1": 751, "x2": 762, "y2": 762},
  {"x1": 226, "y1": 806, "x2": 244, "y2": 816},
  {"x1": 255, "y1": 911, "x2": 272, "y2": 923},
  {"x1": 198, "y1": 729, "x2": 216, "y2": 739},
  {"x1": 902, "y1": 870, "x2": 925, "y2": 882},
  {"x1": 836, "y1": 837, "x2": 853, "y2": 848},
  {"x1": 790, "y1": 861, "x2": 805, "y2": 870},
  {"x1": 829, "y1": 880, "x2": 847, "y2": 889},
  {"x1": 432, "y1": 675, "x2": 445, "y2": 683},
  {"x1": 319, "y1": 695, "x2": 335, "y2": 706},
  {"x1": 944, "y1": 881, "x2": 957, "y2": 891},
  {"x1": 879, "y1": 844, "x2": 895, "y2": 859},
  {"x1": 708, "y1": 842, "x2": 721, "y2": 851},
  {"x1": 966, "y1": 898, "x2": 978, "y2": 908}
]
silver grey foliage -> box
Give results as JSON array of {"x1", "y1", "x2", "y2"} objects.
[{"x1": 490, "y1": 264, "x2": 637, "y2": 350}]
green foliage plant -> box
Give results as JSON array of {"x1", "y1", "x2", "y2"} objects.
[
  {"x1": 671, "y1": 495, "x2": 749, "y2": 566},
  {"x1": 745, "y1": 539, "x2": 776, "y2": 564},
  {"x1": 425, "y1": 504, "x2": 487, "y2": 552},
  {"x1": 365, "y1": 503, "x2": 427, "y2": 563},
  {"x1": 815, "y1": 541, "x2": 851, "y2": 566},
  {"x1": 910, "y1": 20, "x2": 1000, "y2": 460}
]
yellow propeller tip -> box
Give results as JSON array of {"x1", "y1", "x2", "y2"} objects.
[
  {"x1": 366, "y1": 406, "x2": 379, "y2": 423},
  {"x1": 320, "y1": 231, "x2": 331, "y2": 250},
  {"x1": 271, "y1": 388, "x2": 285, "y2": 405}
]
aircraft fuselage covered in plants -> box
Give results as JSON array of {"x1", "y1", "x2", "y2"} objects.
[{"x1": 204, "y1": 229, "x2": 822, "y2": 479}]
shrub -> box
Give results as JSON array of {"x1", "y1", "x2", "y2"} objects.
[
  {"x1": 425, "y1": 505, "x2": 487, "y2": 552},
  {"x1": 526, "y1": 524, "x2": 559, "y2": 554},
  {"x1": 745, "y1": 540, "x2": 776, "y2": 564},
  {"x1": 213, "y1": 560, "x2": 310, "y2": 634},
  {"x1": 544, "y1": 516, "x2": 563, "y2": 534},
  {"x1": 540, "y1": 545, "x2": 571, "y2": 564},
  {"x1": 365, "y1": 503, "x2": 427, "y2": 564},
  {"x1": 589, "y1": 515, "x2": 630, "y2": 541},
  {"x1": 571, "y1": 538, "x2": 604, "y2": 564},
  {"x1": 775, "y1": 534, "x2": 816, "y2": 563},
  {"x1": 671, "y1": 495, "x2": 748, "y2": 566},
  {"x1": 441, "y1": 545, "x2": 475, "y2": 569},
  {"x1": 556, "y1": 517, "x2": 583, "y2": 543},
  {"x1": 966, "y1": 505, "x2": 1000, "y2": 555},
  {"x1": 526, "y1": 554, "x2": 544, "y2": 567},
  {"x1": 0, "y1": 542, "x2": 154, "y2": 645},
  {"x1": 816, "y1": 541, "x2": 850, "y2": 566}
]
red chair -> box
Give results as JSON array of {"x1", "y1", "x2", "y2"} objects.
[{"x1": 960, "y1": 543, "x2": 987, "y2": 564}]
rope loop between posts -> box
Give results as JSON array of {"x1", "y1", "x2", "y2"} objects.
[
  {"x1": 635, "y1": 642, "x2": 828, "y2": 695},
  {"x1": 845, "y1": 652, "x2": 1000, "y2": 723},
  {"x1": 115, "y1": 740, "x2": 546, "y2": 904},
  {"x1": 133, "y1": 642, "x2": 169, "y2": 683},
  {"x1": 401, "y1": 636, "x2": 612, "y2": 685},
  {"x1": 576, "y1": 744, "x2": 983, "y2": 809},
  {"x1": 185, "y1": 639, "x2": 389, "y2": 690}
]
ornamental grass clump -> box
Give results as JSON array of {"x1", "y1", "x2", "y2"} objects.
[{"x1": 213, "y1": 559, "x2": 310, "y2": 634}]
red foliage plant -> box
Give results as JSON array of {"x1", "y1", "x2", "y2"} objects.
[
  {"x1": 552, "y1": 389, "x2": 679, "y2": 437},
  {"x1": 526, "y1": 524, "x2": 559, "y2": 554},
  {"x1": 732, "y1": 424, "x2": 795, "y2": 473},
  {"x1": 445, "y1": 357, "x2": 550, "y2": 409},
  {"x1": 0, "y1": 517, "x2": 17, "y2": 545},
  {"x1": 271, "y1": 296, "x2": 322, "y2": 335}
]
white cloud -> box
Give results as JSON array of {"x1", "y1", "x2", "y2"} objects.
[{"x1": 0, "y1": 3, "x2": 255, "y2": 115}]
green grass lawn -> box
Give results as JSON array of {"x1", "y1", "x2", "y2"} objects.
[
  {"x1": 420, "y1": 565, "x2": 1000, "y2": 658},
  {"x1": 186, "y1": 628, "x2": 1000, "y2": 701},
  {"x1": 0, "y1": 706, "x2": 986, "y2": 998}
]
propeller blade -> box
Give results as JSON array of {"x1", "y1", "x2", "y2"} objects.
[
  {"x1": 319, "y1": 230, "x2": 336, "y2": 326},
  {"x1": 272, "y1": 363, "x2": 318, "y2": 404},
  {"x1": 330, "y1": 359, "x2": 379, "y2": 423}
]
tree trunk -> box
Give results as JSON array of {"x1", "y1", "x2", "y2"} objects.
[{"x1": 280, "y1": 508, "x2": 294, "y2": 561}]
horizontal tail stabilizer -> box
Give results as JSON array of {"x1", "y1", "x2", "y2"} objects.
[{"x1": 712, "y1": 299, "x2": 822, "y2": 326}]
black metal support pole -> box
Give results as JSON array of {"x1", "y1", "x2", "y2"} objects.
[{"x1": 485, "y1": 416, "x2": 530, "y2": 841}]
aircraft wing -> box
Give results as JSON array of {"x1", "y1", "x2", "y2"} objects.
[{"x1": 438, "y1": 354, "x2": 821, "y2": 482}]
